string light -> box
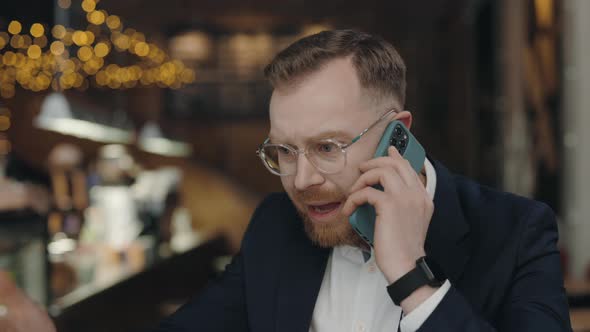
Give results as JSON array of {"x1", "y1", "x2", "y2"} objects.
[
  {"x1": 88, "y1": 11, "x2": 106, "y2": 25},
  {"x1": 94, "y1": 42, "x2": 109, "y2": 57},
  {"x1": 134, "y1": 42, "x2": 149, "y2": 57},
  {"x1": 0, "y1": 115, "x2": 11, "y2": 131},
  {"x1": 8, "y1": 21, "x2": 22, "y2": 35},
  {"x1": 62, "y1": 30, "x2": 74, "y2": 46},
  {"x1": 2, "y1": 52, "x2": 16, "y2": 66},
  {"x1": 57, "y1": 0, "x2": 72, "y2": 9},
  {"x1": 0, "y1": 85, "x2": 15, "y2": 99},
  {"x1": 52, "y1": 25, "x2": 67, "y2": 39},
  {"x1": 0, "y1": 107, "x2": 11, "y2": 134},
  {"x1": 72, "y1": 30, "x2": 88, "y2": 46},
  {"x1": 0, "y1": 0, "x2": 196, "y2": 98},
  {"x1": 14, "y1": 53, "x2": 25, "y2": 68},
  {"x1": 30, "y1": 23, "x2": 45, "y2": 38},
  {"x1": 106, "y1": 15, "x2": 121, "y2": 30},
  {"x1": 27, "y1": 45, "x2": 42, "y2": 59},
  {"x1": 0, "y1": 32, "x2": 8, "y2": 50},
  {"x1": 50, "y1": 41, "x2": 65, "y2": 55},
  {"x1": 10, "y1": 35, "x2": 24, "y2": 49},
  {"x1": 77, "y1": 46, "x2": 93, "y2": 61},
  {"x1": 81, "y1": 0, "x2": 96, "y2": 13},
  {"x1": 85, "y1": 31, "x2": 96, "y2": 45},
  {"x1": 34, "y1": 36, "x2": 48, "y2": 48}
]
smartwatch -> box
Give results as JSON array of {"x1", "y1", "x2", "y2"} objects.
[{"x1": 386, "y1": 256, "x2": 446, "y2": 306}]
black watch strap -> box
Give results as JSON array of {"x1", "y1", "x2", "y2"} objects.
[{"x1": 386, "y1": 266, "x2": 430, "y2": 306}]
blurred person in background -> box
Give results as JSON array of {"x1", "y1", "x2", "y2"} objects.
[{"x1": 0, "y1": 152, "x2": 51, "y2": 215}]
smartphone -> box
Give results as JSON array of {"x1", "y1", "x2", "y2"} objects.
[{"x1": 348, "y1": 120, "x2": 425, "y2": 247}]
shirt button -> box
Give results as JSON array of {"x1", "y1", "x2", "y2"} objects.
[{"x1": 368, "y1": 263, "x2": 377, "y2": 273}]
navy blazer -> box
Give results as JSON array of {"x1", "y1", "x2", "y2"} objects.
[{"x1": 152, "y1": 160, "x2": 572, "y2": 331}]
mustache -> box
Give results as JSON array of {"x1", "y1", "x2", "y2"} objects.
[{"x1": 293, "y1": 188, "x2": 346, "y2": 203}]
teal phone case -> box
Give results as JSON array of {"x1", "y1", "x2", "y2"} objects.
[{"x1": 348, "y1": 121, "x2": 425, "y2": 246}]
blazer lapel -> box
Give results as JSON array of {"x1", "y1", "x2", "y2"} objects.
[
  {"x1": 425, "y1": 159, "x2": 473, "y2": 284},
  {"x1": 275, "y1": 211, "x2": 330, "y2": 332}
]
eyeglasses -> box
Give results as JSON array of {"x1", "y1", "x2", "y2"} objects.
[{"x1": 256, "y1": 108, "x2": 399, "y2": 176}]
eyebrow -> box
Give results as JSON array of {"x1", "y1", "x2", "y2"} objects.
[
  {"x1": 309, "y1": 130, "x2": 354, "y2": 141},
  {"x1": 269, "y1": 130, "x2": 354, "y2": 144}
]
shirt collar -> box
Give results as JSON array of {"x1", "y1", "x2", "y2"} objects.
[{"x1": 424, "y1": 157, "x2": 437, "y2": 200}]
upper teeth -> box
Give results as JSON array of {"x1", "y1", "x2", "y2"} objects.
[{"x1": 313, "y1": 204, "x2": 334, "y2": 212}]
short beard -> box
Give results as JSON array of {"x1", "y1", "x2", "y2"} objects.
[
  {"x1": 289, "y1": 188, "x2": 365, "y2": 248},
  {"x1": 300, "y1": 210, "x2": 365, "y2": 248}
]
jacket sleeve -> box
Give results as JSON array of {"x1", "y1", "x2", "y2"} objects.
[{"x1": 416, "y1": 204, "x2": 572, "y2": 332}]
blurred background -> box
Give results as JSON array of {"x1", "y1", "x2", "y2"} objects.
[{"x1": 1, "y1": 0, "x2": 590, "y2": 331}]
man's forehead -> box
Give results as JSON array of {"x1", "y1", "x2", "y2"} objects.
[
  {"x1": 268, "y1": 105, "x2": 372, "y2": 144},
  {"x1": 267, "y1": 57, "x2": 375, "y2": 143}
]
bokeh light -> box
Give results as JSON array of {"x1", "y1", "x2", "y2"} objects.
[
  {"x1": 27, "y1": 45, "x2": 42, "y2": 59},
  {"x1": 8, "y1": 21, "x2": 22, "y2": 35},
  {"x1": 50, "y1": 41, "x2": 65, "y2": 55},
  {"x1": 81, "y1": 0, "x2": 97, "y2": 13},
  {"x1": 106, "y1": 15, "x2": 121, "y2": 30},
  {"x1": 88, "y1": 11, "x2": 106, "y2": 25},
  {"x1": 30, "y1": 23, "x2": 45, "y2": 38},
  {"x1": 0, "y1": 116, "x2": 11, "y2": 131},
  {"x1": 94, "y1": 42, "x2": 110, "y2": 57},
  {"x1": 0, "y1": 0, "x2": 196, "y2": 97},
  {"x1": 0, "y1": 32, "x2": 8, "y2": 49},
  {"x1": 10, "y1": 35, "x2": 25, "y2": 49},
  {"x1": 57, "y1": 0, "x2": 71, "y2": 9},
  {"x1": 52, "y1": 25, "x2": 67, "y2": 39},
  {"x1": 72, "y1": 30, "x2": 89, "y2": 46},
  {"x1": 34, "y1": 35, "x2": 48, "y2": 48},
  {"x1": 134, "y1": 42, "x2": 149, "y2": 57},
  {"x1": 78, "y1": 46, "x2": 93, "y2": 62},
  {"x1": 85, "y1": 31, "x2": 96, "y2": 45}
]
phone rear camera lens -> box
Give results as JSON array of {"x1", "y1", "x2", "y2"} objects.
[
  {"x1": 390, "y1": 138, "x2": 398, "y2": 146},
  {"x1": 399, "y1": 140, "x2": 407, "y2": 149},
  {"x1": 394, "y1": 127, "x2": 403, "y2": 137}
]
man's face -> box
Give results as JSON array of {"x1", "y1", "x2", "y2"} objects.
[{"x1": 268, "y1": 57, "x2": 389, "y2": 248}]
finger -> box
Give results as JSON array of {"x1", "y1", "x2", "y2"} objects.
[
  {"x1": 348, "y1": 167, "x2": 405, "y2": 195},
  {"x1": 342, "y1": 186, "x2": 386, "y2": 216},
  {"x1": 359, "y1": 156, "x2": 394, "y2": 172},
  {"x1": 359, "y1": 148, "x2": 418, "y2": 187},
  {"x1": 388, "y1": 146, "x2": 424, "y2": 187}
]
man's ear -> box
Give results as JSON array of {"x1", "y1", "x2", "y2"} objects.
[{"x1": 394, "y1": 110, "x2": 413, "y2": 129}]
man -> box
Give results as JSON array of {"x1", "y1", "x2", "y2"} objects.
[
  {"x1": 153, "y1": 29, "x2": 572, "y2": 331},
  {"x1": 0, "y1": 29, "x2": 572, "y2": 332}
]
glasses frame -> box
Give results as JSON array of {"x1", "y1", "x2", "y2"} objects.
[{"x1": 256, "y1": 108, "x2": 400, "y2": 176}]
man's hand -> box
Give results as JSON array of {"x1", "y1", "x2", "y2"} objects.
[
  {"x1": 342, "y1": 146, "x2": 436, "y2": 312},
  {"x1": 0, "y1": 270, "x2": 56, "y2": 332}
]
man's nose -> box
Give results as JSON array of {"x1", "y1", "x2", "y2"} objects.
[{"x1": 294, "y1": 154, "x2": 324, "y2": 191}]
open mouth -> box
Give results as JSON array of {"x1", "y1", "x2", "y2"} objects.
[{"x1": 306, "y1": 202, "x2": 342, "y2": 220}]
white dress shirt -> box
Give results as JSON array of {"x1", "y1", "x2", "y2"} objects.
[{"x1": 309, "y1": 158, "x2": 451, "y2": 332}]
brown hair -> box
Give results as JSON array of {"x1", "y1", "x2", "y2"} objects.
[{"x1": 264, "y1": 29, "x2": 407, "y2": 106}]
